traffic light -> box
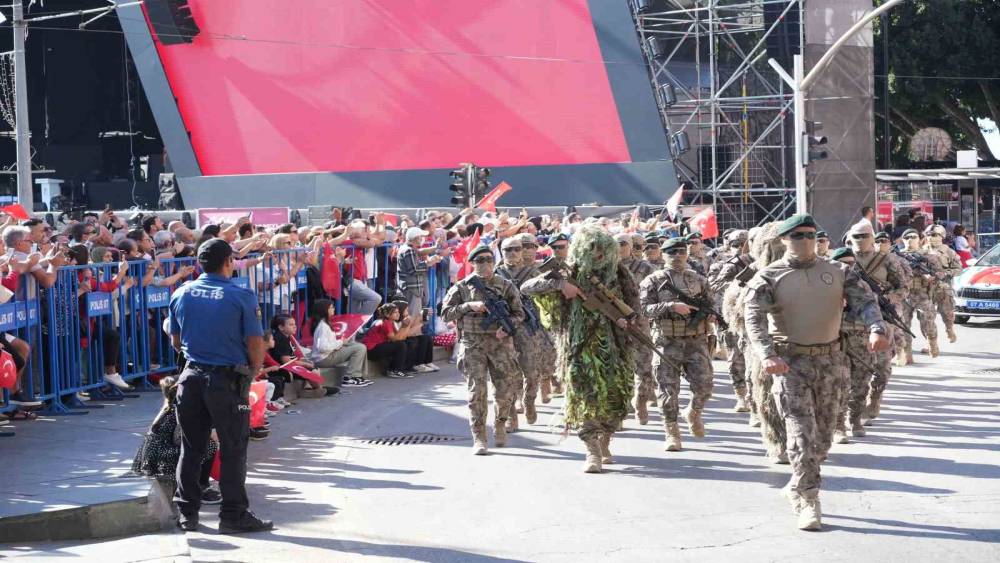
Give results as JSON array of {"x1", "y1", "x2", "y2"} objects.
[
  {"x1": 473, "y1": 166, "x2": 491, "y2": 200},
  {"x1": 449, "y1": 165, "x2": 471, "y2": 207},
  {"x1": 802, "y1": 120, "x2": 828, "y2": 166}
]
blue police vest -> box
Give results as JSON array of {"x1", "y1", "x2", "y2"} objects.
[{"x1": 168, "y1": 273, "x2": 264, "y2": 366}]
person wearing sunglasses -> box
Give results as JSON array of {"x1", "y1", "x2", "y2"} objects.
[
  {"x1": 706, "y1": 230, "x2": 755, "y2": 414},
  {"x1": 541, "y1": 233, "x2": 571, "y2": 398},
  {"x1": 642, "y1": 232, "x2": 665, "y2": 269},
  {"x1": 897, "y1": 229, "x2": 943, "y2": 362},
  {"x1": 546, "y1": 233, "x2": 570, "y2": 263},
  {"x1": 514, "y1": 233, "x2": 559, "y2": 405},
  {"x1": 638, "y1": 237, "x2": 716, "y2": 452},
  {"x1": 685, "y1": 232, "x2": 710, "y2": 276},
  {"x1": 923, "y1": 224, "x2": 963, "y2": 345},
  {"x1": 873, "y1": 231, "x2": 917, "y2": 368},
  {"x1": 847, "y1": 220, "x2": 910, "y2": 426},
  {"x1": 614, "y1": 234, "x2": 656, "y2": 425},
  {"x1": 815, "y1": 231, "x2": 831, "y2": 258},
  {"x1": 744, "y1": 214, "x2": 889, "y2": 531},
  {"x1": 441, "y1": 244, "x2": 525, "y2": 456}
]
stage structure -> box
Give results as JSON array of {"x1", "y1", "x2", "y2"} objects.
[
  {"x1": 117, "y1": 1, "x2": 680, "y2": 210},
  {"x1": 629, "y1": 0, "x2": 877, "y2": 237}
]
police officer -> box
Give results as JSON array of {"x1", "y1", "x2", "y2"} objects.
[{"x1": 169, "y1": 239, "x2": 273, "y2": 534}]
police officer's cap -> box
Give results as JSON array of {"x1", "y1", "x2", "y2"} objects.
[
  {"x1": 468, "y1": 245, "x2": 494, "y2": 262},
  {"x1": 816, "y1": 230, "x2": 829, "y2": 240},
  {"x1": 547, "y1": 233, "x2": 569, "y2": 246},
  {"x1": 830, "y1": 247, "x2": 854, "y2": 261},
  {"x1": 198, "y1": 239, "x2": 233, "y2": 270},
  {"x1": 661, "y1": 237, "x2": 688, "y2": 251},
  {"x1": 776, "y1": 214, "x2": 819, "y2": 236}
]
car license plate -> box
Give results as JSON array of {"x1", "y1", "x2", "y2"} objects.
[{"x1": 967, "y1": 300, "x2": 1000, "y2": 310}]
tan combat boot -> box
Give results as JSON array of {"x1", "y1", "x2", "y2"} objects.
[
  {"x1": 733, "y1": 387, "x2": 750, "y2": 413},
  {"x1": 797, "y1": 494, "x2": 822, "y2": 531},
  {"x1": 771, "y1": 451, "x2": 790, "y2": 464},
  {"x1": 866, "y1": 392, "x2": 882, "y2": 421},
  {"x1": 905, "y1": 348, "x2": 914, "y2": 364},
  {"x1": 494, "y1": 422, "x2": 508, "y2": 448},
  {"x1": 635, "y1": 397, "x2": 649, "y2": 425},
  {"x1": 684, "y1": 406, "x2": 706, "y2": 438},
  {"x1": 540, "y1": 378, "x2": 551, "y2": 404},
  {"x1": 748, "y1": 410, "x2": 761, "y2": 428},
  {"x1": 664, "y1": 422, "x2": 682, "y2": 452},
  {"x1": 929, "y1": 338, "x2": 940, "y2": 358},
  {"x1": 472, "y1": 430, "x2": 488, "y2": 456},
  {"x1": 505, "y1": 406, "x2": 519, "y2": 433},
  {"x1": 850, "y1": 418, "x2": 866, "y2": 438},
  {"x1": 946, "y1": 326, "x2": 957, "y2": 343},
  {"x1": 894, "y1": 348, "x2": 908, "y2": 367},
  {"x1": 833, "y1": 416, "x2": 850, "y2": 444},
  {"x1": 599, "y1": 433, "x2": 614, "y2": 464},
  {"x1": 524, "y1": 401, "x2": 537, "y2": 425},
  {"x1": 583, "y1": 437, "x2": 603, "y2": 473}
]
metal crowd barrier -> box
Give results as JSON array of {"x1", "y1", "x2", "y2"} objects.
[{"x1": 0, "y1": 243, "x2": 452, "y2": 424}]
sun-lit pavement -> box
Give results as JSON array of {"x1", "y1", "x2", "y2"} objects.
[{"x1": 3, "y1": 321, "x2": 1000, "y2": 562}]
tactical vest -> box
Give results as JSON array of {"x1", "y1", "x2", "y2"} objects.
[
  {"x1": 769, "y1": 259, "x2": 845, "y2": 345},
  {"x1": 454, "y1": 276, "x2": 513, "y2": 336},
  {"x1": 652, "y1": 269, "x2": 709, "y2": 337},
  {"x1": 855, "y1": 250, "x2": 890, "y2": 287}
]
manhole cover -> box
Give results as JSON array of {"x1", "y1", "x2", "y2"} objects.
[{"x1": 362, "y1": 433, "x2": 468, "y2": 446}]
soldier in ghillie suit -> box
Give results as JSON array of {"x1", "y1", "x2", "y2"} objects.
[
  {"x1": 522, "y1": 226, "x2": 638, "y2": 474},
  {"x1": 745, "y1": 214, "x2": 888, "y2": 531},
  {"x1": 442, "y1": 245, "x2": 525, "y2": 456}
]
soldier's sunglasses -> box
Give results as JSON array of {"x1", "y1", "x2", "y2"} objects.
[
  {"x1": 788, "y1": 232, "x2": 817, "y2": 240},
  {"x1": 850, "y1": 233, "x2": 871, "y2": 239},
  {"x1": 664, "y1": 248, "x2": 687, "y2": 255},
  {"x1": 645, "y1": 244, "x2": 659, "y2": 250},
  {"x1": 502, "y1": 247, "x2": 522, "y2": 253},
  {"x1": 472, "y1": 256, "x2": 495, "y2": 264},
  {"x1": 550, "y1": 244, "x2": 568, "y2": 251},
  {"x1": 903, "y1": 235, "x2": 919, "y2": 240}
]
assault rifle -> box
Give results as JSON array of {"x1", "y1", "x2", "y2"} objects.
[
  {"x1": 537, "y1": 257, "x2": 675, "y2": 367},
  {"x1": 496, "y1": 268, "x2": 542, "y2": 336},
  {"x1": 892, "y1": 247, "x2": 935, "y2": 277},
  {"x1": 468, "y1": 276, "x2": 517, "y2": 336},
  {"x1": 852, "y1": 264, "x2": 916, "y2": 339},
  {"x1": 657, "y1": 276, "x2": 729, "y2": 332}
]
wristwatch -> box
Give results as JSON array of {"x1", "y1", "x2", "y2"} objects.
[{"x1": 870, "y1": 325, "x2": 887, "y2": 336}]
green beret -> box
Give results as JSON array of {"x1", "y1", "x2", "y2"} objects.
[
  {"x1": 902, "y1": 228, "x2": 919, "y2": 238},
  {"x1": 644, "y1": 232, "x2": 662, "y2": 243},
  {"x1": 468, "y1": 245, "x2": 494, "y2": 261},
  {"x1": 661, "y1": 237, "x2": 688, "y2": 251},
  {"x1": 816, "y1": 230, "x2": 829, "y2": 239},
  {"x1": 776, "y1": 214, "x2": 819, "y2": 236},
  {"x1": 685, "y1": 232, "x2": 703, "y2": 241},
  {"x1": 874, "y1": 231, "x2": 891, "y2": 241},
  {"x1": 547, "y1": 233, "x2": 569, "y2": 246},
  {"x1": 830, "y1": 247, "x2": 854, "y2": 261}
]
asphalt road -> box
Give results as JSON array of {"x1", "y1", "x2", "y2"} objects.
[{"x1": 174, "y1": 320, "x2": 1000, "y2": 563}]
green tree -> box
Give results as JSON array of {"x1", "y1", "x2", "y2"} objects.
[{"x1": 875, "y1": 0, "x2": 1000, "y2": 166}]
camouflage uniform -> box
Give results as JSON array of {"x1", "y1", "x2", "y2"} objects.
[
  {"x1": 495, "y1": 257, "x2": 543, "y2": 428},
  {"x1": 839, "y1": 312, "x2": 877, "y2": 436},
  {"x1": 926, "y1": 244, "x2": 962, "y2": 339},
  {"x1": 442, "y1": 272, "x2": 525, "y2": 446},
  {"x1": 899, "y1": 248, "x2": 942, "y2": 354},
  {"x1": 623, "y1": 256, "x2": 657, "y2": 418},
  {"x1": 854, "y1": 248, "x2": 910, "y2": 412},
  {"x1": 745, "y1": 253, "x2": 884, "y2": 527},
  {"x1": 709, "y1": 253, "x2": 755, "y2": 405},
  {"x1": 641, "y1": 265, "x2": 715, "y2": 444}
]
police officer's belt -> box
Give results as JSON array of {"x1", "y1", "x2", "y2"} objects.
[
  {"x1": 187, "y1": 361, "x2": 237, "y2": 373},
  {"x1": 774, "y1": 340, "x2": 840, "y2": 356}
]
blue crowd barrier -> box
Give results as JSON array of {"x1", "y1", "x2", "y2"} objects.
[{"x1": 0, "y1": 243, "x2": 451, "y2": 423}]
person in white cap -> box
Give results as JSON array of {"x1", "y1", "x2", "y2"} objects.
[{"x1": 396, "y1": 226, "x2": 442, "y2": 320}]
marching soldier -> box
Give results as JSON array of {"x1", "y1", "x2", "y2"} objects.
[
  {"x1": 830, "y1": 247, "x2": 877, "y2": 442},
  {"x1": 686, "y1": 232, "x2": 711, "y2": 275},
  {"x1": 640, "y1": 237, "x2": 716, "y2": 451},
  {"x1": 616, "y1": 233, "x2": 656, "y2": 424},
  {"x1": 494, "y1": 237, "x2": 539, "y2": 431},
  {"x1": 643, "y1": 232, "x2": 666, "y2": 269},
  {"x1": 897, "y1": 228, "x2": 942, "y2": 361},
  {"x1": 708, "y1": 231, "x2": 753, "y2": 412},
  {"x1": 745, "y1": 214, "x2": 888, "y2": 531},
  {"x1": 815, "y1": 231, "x2": 831, "y2": 259},
  {"x1": 442, "y1": 245, "x2": 525, "y2": 455},
  {"x1": 924, "y1": 225, "x2": 962, "y2": 344}
]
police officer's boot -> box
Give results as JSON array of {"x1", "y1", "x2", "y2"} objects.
[
  {"x1": 472, "y1": 429, "x2": 489, "y2": 456},
  {"x1": 797, "y1": 492, "x2": 822, "y2": 531},
  {"x1": 583, "y1": 437, "x2": 602, "y2": 473},
  {"x1": 929, "y1": 338, "x2": 940, "y2": 358},
  {"x1": 664, "y1": 422, "x2": 682, "y2": 452},
  {"x1": 733, "y1": 387, "x2": 750, "y2": 413},
  {"x1": 684, "y1": 406, "x2": 706, "y2": 438},
  {"x1": 540, "y1": 377, "x2": 551, "y2": 404},
  {"x1": 494, "y1": 421, "x2": 508, "y2": 448},
  {"x1": 599, "y1": 433, "x2": 613, "y2": 464},
  {"x1": 525, "y1": 401, "x2": 537, "y2": 425},
  {"x1": 946, "y1": 326, "x2": 957, "y2": 343}
]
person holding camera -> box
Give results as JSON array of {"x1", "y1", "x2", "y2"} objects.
[{"x1": 168, "y1": 239, "x2": 273, "y2": 534}]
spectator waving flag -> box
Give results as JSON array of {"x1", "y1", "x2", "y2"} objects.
[
  {"x1": 475, "y1": 181, "x2": 512, "y2": 213},
  {"x1": 688, "y1": 206, "x2": 719, "y2": 239},
  {"x1": 453, "y1": 230, "x2": 481, "y2": 280},
  {"x1": 665, "y1": 185, "x2": 684, "y2": 220},
  {"x1": 0, "y1": 204, "x2": 30, "y2": 221}
]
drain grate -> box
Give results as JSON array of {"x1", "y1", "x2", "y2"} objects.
[
  {"x1": 362, "y1": 433, "x2": 468, "y2": 446},
  {"x1": 972, "y1": 368, "x2": 1000, "y2": 375}
]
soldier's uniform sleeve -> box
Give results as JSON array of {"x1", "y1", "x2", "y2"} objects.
[
  {"x1": 521, "y1": 273, "x2": 565, "y2": 296},
  {"x1": 640, "y1": 274, "x2": 674, "y2": 320},
  {"x1": 441, "y1": 283, "x2": 468, "y2": 322},
  {"x1": 843, "y1": 265, "x2": 886, "y2": 333},
  {"x1": 942, "y1": 249, "x2": 962, "y2": 277},
  {"x1": 502, "y1": 278, "x2": 526, "y2": 326},
  {"x1": 743, "y1": 273, "x2": 778, "y2": 359},
  {"x1": 888, "y1": 255, "x2": 912, "y2": 299}
]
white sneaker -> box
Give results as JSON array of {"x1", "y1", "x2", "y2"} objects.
[
  {"x1": 412, "y1": 364, "x2": 433, "y2": 373},
  {"x1": 423, "y1": 363, "x2": 441, "y2": 372},
  {"x1": 275, "y1": 398, "x2": 293, "y2": 407},
  {"x1": 103, "y1": 373, "x2": 132, "y2": 390}
]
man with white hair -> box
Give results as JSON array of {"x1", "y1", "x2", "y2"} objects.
[{"x1": 396, "y1": 226, "x2": 442, "y2": 319}]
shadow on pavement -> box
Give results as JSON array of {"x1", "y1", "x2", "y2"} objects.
[{"x1": 825, "y1": 514, "x2": 1000, "y2": 542}]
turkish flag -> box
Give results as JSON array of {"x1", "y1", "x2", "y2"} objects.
[
  {"x1": 327, "y1": 314, "x2": 372, "y2": 341},
  {"x1": 0, "y1": 350, "x2": 16, "y2": 389},
  {"x1": 452, "y1": 231, "x2": 481, "y2": 280},
  {"x1": 248, "y1": 380, "x2": 269, "y2": 429},
  {"x1": 475, "y1": 181, "x2": 512, "y2": 213},
  {"x1": 688, "y1": 207, "x2": 719, "y2": 239},
  {"x1": 382, "y1": 213, "x2": 399, "y2": 227},
  {"x1": 665, "y1": 185, "x2": 684, "y2": 220},
  {"x1": 0, "y1": 204, "x2": 30, "y2": 221}
]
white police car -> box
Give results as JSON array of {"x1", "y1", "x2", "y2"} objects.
[{"x1": 953, "y1": 243, "x2": 1000, "y2": 324}]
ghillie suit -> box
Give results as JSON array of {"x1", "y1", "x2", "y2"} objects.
[{"x1": 730, "y1": 222, "x2": 788, "y2": 461}]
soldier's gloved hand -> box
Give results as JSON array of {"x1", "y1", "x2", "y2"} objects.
[
  {"x1": 561, "y1": 282, "x2": 582, "y2": 300},
  {"x1": 868, "y1": 332, "x2": 890, "y2": 352},
  {"x1": 467, "y1": 301, "x2": 487, "y2": 313},
  {"x1": 615, "y1": 318, "x2": 629, "y2": 330},
  {"x1": 763, "y1": 355, "x2": 789, "y2": 375},
  {"x1": 496, "y1": 327, "x2": 508, "y2": 340},
  {"x1": 671, "y1": 303, "x2": 696, "y2": 316}
]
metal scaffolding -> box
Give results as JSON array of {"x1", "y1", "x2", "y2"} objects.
[{"x1": 628, "y1": 0, "x2": 803, "y2": 231}]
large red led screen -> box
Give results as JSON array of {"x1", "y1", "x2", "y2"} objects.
[{"x1": 146, "y1": 0, "x2": 632, "y2": 176}]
